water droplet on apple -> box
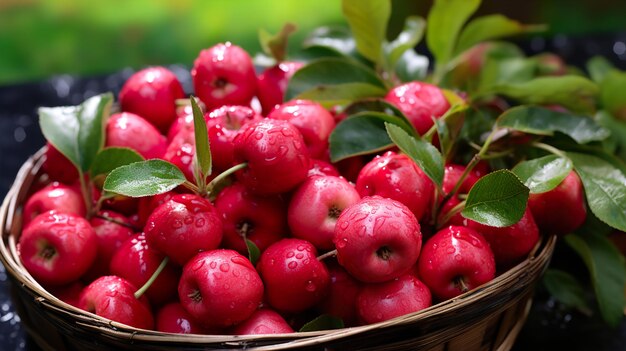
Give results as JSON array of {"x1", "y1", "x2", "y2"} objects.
[
  {"x1": 286, "y1": 251, "x2": 295, "y2": 258},
  {"x1": 295, "y1": 253, "x2": 304, "y2": 259},
  {"x1": 454, "y1": 254, "x2": 462, "y2": 261},
  {"x1": 195, "y1": 218, "x2": 205, "y2": 227},
  {"x1": 305, "y1": 281, "x2": 316, "y2": 292},
  {"x1": 172, "y1": 219, "x2": 183, "y2": 229},
  {"x1": 220, "y1": 263, "x2": 230, "y2": 272},
  {"x1": 209, "y1": 261, "x2": 217, "y2": 269},
  {"x1": 446, "y1": 247, "x2": 455, "y2": 254},
  {"x1": 288, "y1": 261, "x2": 298, "y2": 269}
]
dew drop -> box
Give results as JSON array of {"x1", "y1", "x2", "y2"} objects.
[
  {"x1": 286, "y1": 251, "x2": 295, "y2": 258},
  {"x1": 295, "y1": 253, "x2": 304, "y2": 259},
  {"x1": 454, "y1": 254, "x2": 462, "y2": 261},
  {"x1": 220, "y1": 263, "x2": 230, "y2": 272},
  {"x1": 209, "y1": 261, "x2": 217, "y2": 269},
  {"x1": 172, "y1": 219, "x2": 183, "y2": 229},
  {"x1": 446, "y1": 247, "x2": 455, "y2": 254},
  {"x1": 288, "y1": 261, "x2": 298, "y2": 269}
]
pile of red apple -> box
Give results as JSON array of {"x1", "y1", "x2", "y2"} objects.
[{"x1": 17, "y1": 41, "x2": 588, "y2": 335}]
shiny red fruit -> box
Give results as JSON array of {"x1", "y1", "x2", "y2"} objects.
[
  {"x1": 257, "y1": 239, "x2": 330, "y2": 313},
  {"x1": 233, "y1": 119, "x2": 310, "y2": 195},
  {"x1": 156, "y1": 302, "x2": 205, "y2": 334},
  {"x1": 214, "y1": 183, "x2": 287, "y2": 254},
  {"x1": 23, "y1": 182, "x2": 86, "y2": 226},
  {"x1": 84, "y1": 210, "x2": 134, "y2": 280},
  {"x1": 318, "y1": 262, "x2": 362, "y2": 326},
  {"x1": 119, "y1": 66, "x2": 185, "y2": 133},
  {"x1": 78, "y1": 275, "x2": 154, "y2": 330},
  {"x1": 334, "y1": 196, "x2": 422, "y2": 283},
  {"x1": 356, "y1": 273, "x2": 432, "y2": 324},
  {"x1": 384, "y1": 81, "x2": 450, "y2": 135},
  {"x1": 232, "y1": 308, "x2": 294, "y2": 335},
  {"x1": 192, "y1": 42, "x2": 257, "y2": 110},
  {"x1": 144, "y1": 194, "x2": 223, "y2": 266},
  {"x1": 418, "y1": 226, "x2": 495, "y2": 300},
  {"x1": 256, "y1": 61, "x2": 304, "y2": 115},
  {"x1": 178, "y1": 249, "x2": 264, "y2": 328},
  {"x1": 19, "y1": 211, "x2": 97, "y2": 286},
  {"x1": 42, "y1": 142, "x2": 78, "y2": 184},
  {"x1": 105, "y1": 112, "x2": 167, "y2": 159}
]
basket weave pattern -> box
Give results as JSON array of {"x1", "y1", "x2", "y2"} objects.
[{"x1": 0, "y1": 149, "x2": 556, "y2": 351}]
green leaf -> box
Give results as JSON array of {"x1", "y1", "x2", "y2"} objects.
[
  {"x1": 568, "y1": 152, "x2": 626, "y2": 232},
  {"x1": 341, "y1": 0, "x2": 390, "y2": 64},
  {"x1": 385, "y1": 16, "x2": 426, "y2": 69},
  {"x1": 497, "y1": 106, "x2": 610, "y2": 144},
  {"x1": 512, "y1": 155, "x2": 573, "y2": 194},
  {"x1": 456, "y1": 15, "x2": 545, "y2": 55},
  {"x1": 342, "y1": 99, "x2": 416, "y2": 136},
  {"x1": 565, "y1": 232, "x2": 626, "y2": 327},
  {"x1": 299, "y1": 314, "x2": 344, "y2": 332},
  {"x1": 285, "y1": 57, "x2": 386, "y2": 101},
  {"x1": 477, "y1": 57, "x2": 537, "y2": 95},
  {"x1": 599, "y1": 69, "x2": 626, "y2": 119},
  {"x1": 586, "y1": 56, "x2": 615, "y2": 84},
  {"x1": 462, "y1": 169, "x2": 529, "y2": 227},
  {"x1": 302, "y1": 26, "x2": 356, "y2": 58},
  {"x1": 542, "y1": 269, "x2": 591, "y2": 313},
  {"x1": 245, "y1": 239, "x2": 261, "y2": 266},
  {"x1": 490, "y1": 76, "x2": 599, "y2": 115},
  {"x1": 394, "y1": 49, "x2": 430, "y2": 83},
  {"x1": 39, "y1": 93, "x2": 113, "y2": 172},
  {"x1": 386, "y1": 123, "x2": 444, "y2": 188},
  {"x1": 293, "y1": 82, "x2": 387, "y2": 109},
  {"x1": 90, "y1": 147, "x2": 144, "y2": 178},
  {"x1": 426, "y1": 0, "x2": 481, "y2": 82},
  {"x1": 597, "y1": 110, "x2": 626, "y2": 161},
  {"x1": 329, "y1": 112, "x2": 412, "y2": 162},
  {"x1": 103, "y1": 160, "x2": 187, "y2": 198},
  {"x1": 258, "y1": 23, "x2": 297, "y2": 62},
  {"x1": 191, "y1": 96, "x2": 211, "y2": 179}
]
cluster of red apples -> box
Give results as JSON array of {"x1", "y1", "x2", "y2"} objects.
[{"x1": 18, "y1": 42, "x2": 587, "y2": 334}]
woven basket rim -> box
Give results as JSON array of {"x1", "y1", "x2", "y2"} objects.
[{"x1": 0, "y1": 147, "x2": 557, "y2": 350}]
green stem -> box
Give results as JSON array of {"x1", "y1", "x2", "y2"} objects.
[
  {"x1": 531, "y1": 142, "x2": 568, "y2": 158},
  {"x1": 436, "y1": 199, "x2": 466, "y2": 229},
  {"x1": 438, "y1": 126, "x2": 499, "y2": 212},
  {"x1": 182, "y1": 181, "x2": 201, "y2": 194},
  {"x1": 206, "y1": 162, "x2": 247, "y2": 194},
  {"x1": 78, "y1": 171, "x2": 93, "y2": 219},
  {"x1": 134, "y1": 256, "x2": 169, "y2": 300},
  {"x1": 92, "y1": 191, "x2": 116, "y2": 216}
]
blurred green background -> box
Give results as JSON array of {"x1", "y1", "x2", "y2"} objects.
[{"x1": 1, "y1": 0, "x2": 625, "y2": 85}]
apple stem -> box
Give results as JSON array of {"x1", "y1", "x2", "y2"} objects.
[
  {"x1": 317, "y1": 249, "x2": 337, "y2": 261},
  {"x1": 134, "y1": 256, "x2": 169, "y2": 300},
  {"x1": 94, "y1": 213, "x2": 140, "y2": 232},
  {"x1": 454, "y1": 276, "x2": 469, "y2": 293},
  {"x1": 78, "y1": 171, "x2": 94, "y2": 219},
  {"x1": 436, "y1": 199, "x2": 466, "y2": 229},
  {"x1": 182, "y1": 181, "x2": 202, "y2": 194},
  {"x1": 436, "y1": 125, "x2": 499, "y2": 221},
  {"x1": 206, "y1": 162, "x2": 247, "y2": 195}
]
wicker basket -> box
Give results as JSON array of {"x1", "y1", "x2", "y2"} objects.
[{"x1": 0, "y1": 148, "x2": 556, "y2": 351}]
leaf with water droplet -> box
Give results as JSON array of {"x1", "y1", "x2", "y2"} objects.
[
  {"x1": 103, "y1": 159, "x2": 186, "y2": 197},
  {"x1": 191, "y1": 96, "x2": 212, "y2": 181}
]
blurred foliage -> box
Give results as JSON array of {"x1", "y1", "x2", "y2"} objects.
[
  {"x1": 1, "y1": 0, "x2": 625, "y2": 85},
  {"x1": 0, "y1": 0, "x2": 343, "y2": 84}
]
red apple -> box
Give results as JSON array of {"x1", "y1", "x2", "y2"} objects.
[
  {"x1": 256, "y1": 61, "x2": 304, "y2": 115},
  {"x1": 119, "y1": 66, "x2": 186, "y2": 133},
  {"x1": 192, "y1": 42, "x2": 257, "y2": 110},
  {"x1": 233, "y1": 119, "x2": 310, "y2": 195},
  {"x1": 466, "y1": 208, "x2": 540, "y2": 268},
  {"x1": 205, "y1": 105, "x2": 263, "y2": 172},
  {"x1": 257, "y1": 238, "x2": 330, "y2": 313},
  {"x1": 333, "y1": 196, "x2": 422, "y2": 283},
  {"x1": 178, "y1": 249, "x2": 264, "y2": 328},
  {"x1": 19, "y1": 211, "x2": 97, "y2": 286},
  {"x1": 156, "y1": 302, "x2": 205, "y2": 334},
  {"x1": 78, "y1": 275, "x2": 154, "y2": 329},
  {"x1": 528, "y1": 170, "x2": 587, "y2": 236},
  {"x1": 144, "y1": 194, "x2": 223, "y2": 266},
  {"x1": 418, "y1": 225, "x2": 495, "y2": 300},
  {"x1": 23, "y1": 182, "x2": 86, "y2": 226},
  {"x1": 317, "y1": 261, "x2": 362, "y2": 326},
  {"x1": 110, "y1": 233, "x2": 180, "y2": 306},
  {"x1": 42, "y1": 142, "x2": 78, "y2": 184},
  {"x1": 214, "y1": 182, "x2": 287, "y2": 254},
  {"x1": 384, "y1": 81, "x2": 450, "y2": 135},
  {"x1": 267, "y1": 99, "x2": 336, "y2": 159},
  {"x1": 105, "y1": 112, "x2": 167, "y2": 159},
  {"x1": 356, "y1": 273, "x2": 432, "y2": 324},
  {"x1": 231, "y1": 309, "x2": 294, "y2": 335},
  {"x1": 288, "y1": 175, "x2": 360, "y2": 250},
  {"x1": 356, "y1": 151, "x2": 434, "y2": 221},
  {"x1": 84, "y1": 210, "x2": 134, "y2": 280}
]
